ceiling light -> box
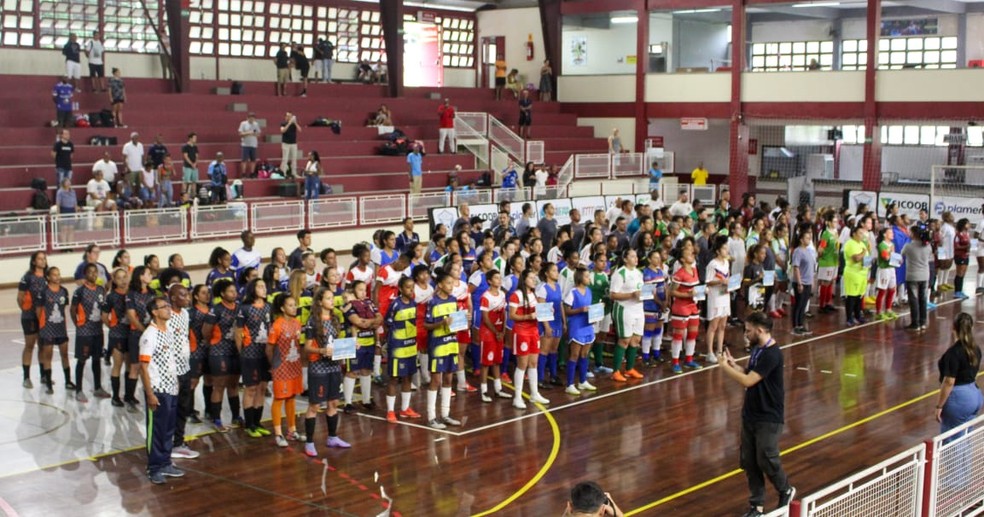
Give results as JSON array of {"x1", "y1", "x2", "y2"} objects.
[
  {"x1": 611, "y1": 16, "x2": 639, "y2": 24},
  {"x1": 674, "y1": 8, "x2": 722, "y2": 14},
  {"x1": 792, "y1": 2, "x2": 841, "y2": 7}
]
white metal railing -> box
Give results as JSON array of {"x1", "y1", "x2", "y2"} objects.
[
  {"x1": 455, "y1": 112, "x2": 491, "y2": 170},
  {"x1": 360, "y1": 194, "x2": 406, "y2": 225},
  {"x1": 453, "y1": 188, "x2": 493, "y2": 206},
  {"x1": 526, "y1": 140, "x2": 545, "y2": 164},
  {"x1": 124, "y1": 207, "x2": 187, "y2": 245},
  {"x1": 556, "y1": 155, "x2": 575, "y2": 192},
  {"x1": 491, "y1": 147, "x2": 511, "y2": 177},
  {"x1": 489, "y1": 115, "x2": 525, "y2": 162},
  {"x1": 51, "y1": 211, "x2": 120, "y2": 251},
  {"x1": 251, "y1": 200, "x2": 305, "y2": 234},
  {"x1": 0, "y1": 214, "x2": 47, "y2": 255},
  {"x1": 493, "y1": 186, "x2": 531, "y2": 203},
  {"x1": 763, "y1": 507, "x2": 789, "y2": 517},
  {"x1": 925, "y1": 413, "x2": 984, "y2": 517},
  {"x1": 567, "y1": 180, "x2": 602, "y2": 197},
  {"x1": 190, "y1": 203, "x2": 248, "y2": 239},
  {"x1": 308, "y1": 197, "x2": 358, "y2": 229},
  {"x1": 692, "y1": 185, "x2": 718, "y2": 206},
  {"x1": 797, "y1": 444, "x2": 924, "y2": 517},
  {"x1": 408, "y1": 191, "x2": 452, "y2": 220},
  {"x1": 575, "y1": 154, "x2": 612, "y2": 179},
  {"x1": 612, "y1": 152, "x2": 646, "y2": 178}
]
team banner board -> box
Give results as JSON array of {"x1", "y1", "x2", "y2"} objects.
[
  {"x1": 876, "y1": 192, "x2": 929, "y2": 219},
  {"x1": 571, "y1": 196, "x2": 607, "y2": 221},
  {"x1": 430, "y1": 206, "x2": 459, "y2": 234},
  {"x1": 537, "y1": 198, "x2": 573, "y2": 226},
  {"x1": 845, "y1": 190, "x2": 877, "y2": 215},
  {"x1": 845, "y1": 190, "x2": 984, "y2": 229}
]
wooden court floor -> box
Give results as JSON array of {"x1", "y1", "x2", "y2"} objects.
[{"x1": 0, "y1": 294, "x2": 979, "y2": 516}]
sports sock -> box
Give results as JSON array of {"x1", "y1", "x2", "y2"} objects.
[
  {"x1": 456, "y1": 369, "x2": 467, "y2": 389},
  {"x1": 592, "y1": 342, "x2": 604, "y2": 368},
  {"x1": 501, "y1": 348, "x2": 512, "y2": 375},
  {"x1": 326, "y1": 413, "x2": 339, "y2": 437},
  {"x1": 641, "y1": 334, "x2": 652, "y2": 358},
  {"x1": 400, "y1": 391, "x2": 411, "y2": 411},
  {"x1": 548, "y1": 353, "x2": 559, "y2": 378},
  {"x1": 978, "y1": 273, "x2": 984, "y2": 289},
  {"x1": 304, "y1": 417, "x2": 316, "y2": 443},
  {"x1": 426, "y1": 389, "x2": 437, "y2": 421},
  {"x1": 418, "y1": 354, "x2": 431, "y2": 383},
  {"x1": 956, "y1": 276, "x2": 965, "y2": 293},
  {"x1": 578, "y1": 357, "x2": 589, "y2": 384},
  {"x1": 285, "y1": 398, "x2": 296, "y2": 429},
  {"x1": 528, "y1": 367, "x2": 540, "y2": 398},
  {"x1": 255, "y1": 404, "x2": 265, "y2": 426},
  {"x1": 124, "y1": 377, "x2": 136, "y2": 400},
  {"x1": 513, "y1": 368, "x2": 526, "y2": 399},
  {"x1": 63, "y1": 367, "x2": 71, "y2": 383},
  {"x1": 39, "y1": 363, "x2": 45, "y2": 381},
  {"x1": 386, "y1": 395, "x2": 396, "y2": 413},
  {"x1": 493, "y1": 378, "x2": 503, "y2": 393},
  {"x1": 470, "y1": 343, "x2": 481, "y2": 372},
  {"x1": 75, "y1": 361, "x2": 85, "y2": 392},
  {"x1": 272, "y1": 400, "x2": 284, "y2": 430},
  {"x1": 479, "y1": 380, "x2": 488, "y2": 394},
  {"x1": 612, "y1": 346, "x2": 625, "y2": 372},
  {"x1": 22, "y1": 365, "x2": 29, "y2": 380},
  {"x1": 360, "y1": 374, "x2": 372, "y2": 404},
  {"x1": 886, "y1": 288, "x2": 895, "y2": 309},
  {"x1": 652, "y1": 330, "x2": 662, "y2": 359},
  {"x1": 91, "y1": 358, "x2": 102, "y2": 388},
  {"x1": 440, "y1": 386, "x2": 452, "y2": 418},
  {"x1": 626, "y1": 347, "x2": 638, "y2": 370},
  {"x1": 244, "y1": 407, "x2": 255, "y2": 429},
  {"x1": 110, "y1": 376, "x2": 120, "y2": 399},
  {"x1": 203, "y1": 384, "x2": 213, "y2": 413},
  {"x1": 211, "y1": 400, "x2": 222, "y2": 421},
  {"x1": 536, "y1": 357, "x2": 546, "y2": 382},
  {"x1": 565, "y1": 359, "x2": 576, "y2": 387},
  {"x1": 228, "y1": 395, "x2": 241, "y2": 420},
  {"x1": 685, "y1": 337, "x2": 697, "y2": 358},
  {"x1": 373, "y1": 355, "x2": 382, "y2": 377},
  {"x1": 343, "y1": 376, "x2": 356, "y2": 405}
]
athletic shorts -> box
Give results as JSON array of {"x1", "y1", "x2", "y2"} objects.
[
  {"x1": 127, "y1": 332, "x2": 142, "y2": 364},
  {"x1": 40, "y1": 337, "x2": 68, "y2": 346},
  {"x1": 21, "y1": 314, "x2": 39, "y2": 335},
  {"x1": 416, "y1": 325, "x2": 428, "y2": 352},
  {"x1": 298, "y1": 66, "x2": 310, "y2": 79},
  {"x1": 209, "y1": 354, "x2": 241, "y2": 376},
  {"x1": 512, "y1": 328, "x2": 540, "y2": 356},
  {"x1": 240, "y1": 356, "x2": 272, "y2": 386},
  {"x1": 456, "y1": 329, "x2": 472, "y2": 348},
  {"x1": 480, "y1": 332, "x2": 504, "y2": 366},
  {"x1": 76, "y1": 335, "x2": 103, "y2": 360},
  {"x1": 66, "y1": 61, "x2": 81, "y2": 79},
  {"x1": 108, "y1": 336, "x2": 127, "y2": 354},
  {"x1": 876, "y1": 268, "x2": 898, "y2": 290},
  {"x1": 538, "y1": 320, "x2": 562, "y2": 338},
  {"x1": 272, "y1": 376, "x2": 303, "y2": 399},
  {"x1": 346, "y1": 346, "x2": 375, "y2": 372},
  {"x1": 519, "y1": 112, "x2": 531, "y2": 127},
  {"x1": 817, "y1": 267, "x2": 837, "y2": 282},
  {"x1": 955, "y1": 256, "x2": 970, "y2": 267},
  {"x1": 592, "y1": 314, "x2": 612, "y2": 335},
  {"x1": 428, "y1": 352, "x2": 459, "y2": 374},
  {"x1": 495, "y1": 77, "x2": 506, "y2": 87},
  {"x1": 182, "y1": 166, "x2": 199, "y2": 183},
  {"x1": 388, "y1": 352, "x2": 417, "y2": 378},
  {"x1": 612, "y1": 305, "x2": 645, "y2": 339},
  {"x1": 241, "y1": 146, "x2": 257, "y2": 162},
  {"x1": 308, "y1": 371, "x2": 342, "y2": 404},
  {"x1": 89, "y1": 63, "x2": 105, "y2": 77},
  {"x1": 188, "y1": 355, "x2": 206, "y2": 378},
  {"x1": 976, "y1": 243, "x2": 984, "y2": 258},
  {"x1": 670, "y1": 313, "x2": 700, "y2": 329}
]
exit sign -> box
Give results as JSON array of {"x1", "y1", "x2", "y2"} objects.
[{"x1": 680, "y1": 117, "x2": 708, "y2": 131}]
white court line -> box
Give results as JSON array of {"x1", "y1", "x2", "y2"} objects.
[{"x1": 357, "y1": 412, "x2": 462, "y2": 436}]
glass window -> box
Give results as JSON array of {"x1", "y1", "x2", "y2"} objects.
[
  {"x1": 441, "y1": 15, "x2": 475, "y2": 69},
  {"x1": 842, "y1": 36, "x2": 960, "y2": 70},
  {"x1": 749, "y1": 39, "x2": 833, "y2": 71}
]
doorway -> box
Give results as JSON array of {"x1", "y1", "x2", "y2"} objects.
[
  {"x1": 480, "y1": 36, "x2": 504, "y2": 88},
  {"x1": 405, "y1": 21, "x2": 443, "y2": 87}
]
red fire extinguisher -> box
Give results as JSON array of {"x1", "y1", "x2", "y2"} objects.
[{"x1": 526, "y1": 33, "x2": 534, "y2": 61}]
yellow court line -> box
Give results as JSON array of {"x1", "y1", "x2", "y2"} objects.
[
  {"x1": 625, "y1": 373, "x2": 981, "y2": 516},
  {"x1": 471, "y1": 394, "x2": 562, "y2": 517}
]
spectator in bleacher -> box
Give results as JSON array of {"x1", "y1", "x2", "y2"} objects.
[
  {"x1": 63, "y1": 34, "x2": 82, "y2": 91},
  {"x1": 52, "y1": 77, "x2": 74, "y2": 129},
  {"x1": 280, "y1": 112, "x2": 301, "y2": 178},
  {"x1": 669, "y1": 190, "x2": 694, "y2": 218},
  {"x1": 231, "y1": 230, "x2": 262, "y2": 272},
  {"x1": 452, "y1": 203, "x2": 471, "y2": 236},
  {"x1": 690, "y1": 161, "x2": 709, "y2": 185},
  {"x1": 238, "y1": 112, "x2": 261, "y2": 178},
  {"x1": 312, "y1": 38, "x2": 325, "y2": 82},
  {"x1": 534, "y1": 164, "x2": 548, "y2": 199},
  {"x1": 372, "y1": 60, "x2": 387, "y2": 84},
  {"x1": 437, "y1": 98, "x2": 456, "y2": 154},
  {"x1": 648, "y1": 160, "x2": 662, "y2": 193},
  {"x1": 516, "y1": 203, "x2": 534, "y2": 239},
  {"x1": 52, "y1": 129, "x2": 75, "y2": 185},
  {"x1": 288, "y1": 230, "x2": 312, "y2": 270},
  {"x1": 274, "y1": 43, "x2": 290, "y2": 97},
  {"x1": 181, "y1": 132, "x2": 199, "y2": 196},
  {"x1": 518, "y1": 89, "x2": 533, "y2": 139},
  {"x1": 522, "y1": 161, "x2": 536, "y2": 190},
  {"x1": 56, "y1": 178, "x2": 77, "y2": 214},
  {"x1": 148, "y1": 134, "x2": 168, "y2": 168},
  {"x1": 505, "y1": 69, "x2": 522, "y2": 99},
  {"x1": 395, "y1": 217, "x2": 419, "y2": 255},
  {"x1": 494, "y1": 57, "x2": 506, "y2": 100},
  {"x1": 369, "y1": 104, "x2": 392, "y2": 127},
  {"x1": 537, "y1": 203, "x2": 559, "y2": 252},
  {"x1": 107, "y1": 67, "x2": 127, "y2": 128},
  {"x1": 122, "y1": 132, "x2": 144, "y2": 187},
  {"x1": 322, "y1": 39, "x2": 335, "y2": 82},
  {"x1": 501, "y1": 162, "x2": 519, "y2": 201},
  {"x1": 115, "y1": 176, "x2": 142, "y2": 210},
  {"x1": 303, "y1": 151, "x2": 323, "y2": 200},
  {"x1": 539, "y1": 59, "x2": 553, "y2": 102},
  {"x1": 84, "y1": 31, "x2": 105, "y2": 92},
  {"x1": 157, "y1": 154, "x2": 176, "y2": 208},
  {"x1": 291, "y1": 44, "x2": 310, "y2": 97},
  {"x1": 407, "y1": 144, "x2": 423, "y2": 193},
  {"x1": 158, "y1": 28, "x2": 171, "y2": 81},
  {"x1": 207, "y1": 152, "x2": 229, "y2": 204},
  {"x1": 138, "y1": 161, "x2": 158, "y2": 208},
  {"x1": 86, "y1": 169, "x2": 115, "y2": 212},
  {"x1": 91, "y1": 151, "x2": 117, "y2": 186}
]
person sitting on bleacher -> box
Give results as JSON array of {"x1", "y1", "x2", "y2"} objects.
[
  {"x1": 357, "y1": 60, "x2": 373, "y2": 84},
  {"x1": 208, "y1": 152, "x2": 229, "y2": 204},
  {"x1": 86, "y1": 169, "x2": 116, "y2": 212},
  {"x1": 114, "y1": 176, "x2": 142, "y2": 210},
  {"x1": 138, "y1": 160, "x2": 157, "y2": 208},
  {"x1": 505, "y1": 69, "x2": 523, "y2": 99}
]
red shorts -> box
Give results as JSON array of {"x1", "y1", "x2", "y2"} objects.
[
  {"x1": 480, "y1": 329, "x2": 503, "y2": 366},
  {"x1": 456, "y1": 329, "x2": 471, "y2": 348},
  {"x1": 512, "y1": 329, "x2": 540, "y2": 356},
  {"x1": 416, "y1": 317, "x2": 428, "y2": 352}
]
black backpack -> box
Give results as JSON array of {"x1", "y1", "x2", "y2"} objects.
[{"x1": 31, "y1": 190, "x2": 51, "y2": 210}]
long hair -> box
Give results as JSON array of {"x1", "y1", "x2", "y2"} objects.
[
  {"x1": 308, "y1": 287, "x2": 333, "y2": 344},
  {"x1": 954, "y1": 312, "x2": 979, "y2": 368},
  {"x1": 129, "y1": 266, "x2": 147, "y2": 292}
]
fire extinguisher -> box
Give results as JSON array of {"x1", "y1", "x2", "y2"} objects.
[{"x1": 526, "y1": 33, "x2": 534, "y2": 61}]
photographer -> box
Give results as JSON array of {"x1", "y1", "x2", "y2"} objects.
[
  {"x1": 902, "y1": 224, "x2": 933, "y2": 331},
  {"x1": 562, "y1": 481, "x2": 623, "y2": 517}
]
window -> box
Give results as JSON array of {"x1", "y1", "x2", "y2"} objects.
[
  {"x1": 750, "y1": 40, "x2": 834, "y2": 71},
  {"x1": 268, "y1": 1, "x2": 311, "y2": 58},
  {"x1": 188, "y1": 0, "x2": 215, "y2": 55},
  {"x1": 217, "y1": 0, "x2": 267, "y2": 57},
  {"x1": 841, "y1": 124, "x2": 950, "y2": 146},
  {"x1": 1, "y1": 0, "x2": 35, "y2": 47},
  {"x1": 39, "y1": 0, "x2": 100, "y2": 50},
  {"x1": 841, "y1": 36, "x2": 958, "y2": 70},
  {"x1": 358, "y1": 9, "x2": 382, "y2": 63},
  {"x1": 103, "y1": 0, "x2": 163, "y2": 54},
  {"x1": 440, "y1": 16, "x2": 474, "y2": 68}
]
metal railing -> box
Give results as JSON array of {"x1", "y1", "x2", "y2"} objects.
[
  {"x1": 489, "y1": 115, "x2": 526, "y2": 162},
  {"x1": 308, "y1": 196, "x2": 358, "y2": 229},
  {"x1": 251, "y1": 200, "x2": 305, "y2": 235},
  {"x1": 124, "y1": 207, "x2": 187, "y2": 245},
  {"x1": 455, "y1": 112, "x2": 490, "y2": 170},
  {"x1": 526, "y1": 140, "x2": 545, "y2": 164},
  {"x1": 0, "y1": 214, "x2": 47, "y2": 255},
  {"x1": 924, "y1": 413, "x2": 984, "y2": 517},
  {"x1": 191, "y1": 203, "x2": 249, "y2": 239},
  {"x1": 51, "y1": 211, "x2": 121, "y2": 251},
  {"x1": 360, "y1": 194, "x2": 407, "y2": 225},
  {"x1": 574, "y1": 154, "x2": 613, "y2": 179},
  {"x1": 490, "y1": 146, "x2": 511, "y2": 178},
  {"x1": 612, "y1": 152, "x2": 646, "y2": 177}
]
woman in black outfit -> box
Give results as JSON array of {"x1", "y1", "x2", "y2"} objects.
[{"x1": 935, "y1": 312, "x2": 983, "y2": 435}]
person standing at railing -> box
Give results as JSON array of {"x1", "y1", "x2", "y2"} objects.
[
  {"x1": 690, "y1": 161, "x2": 709, "y2": 186},
  {"x1": 122, "y1": 132, "x2": 144, "y2": 188},
  {"x1": 437, "y1": 99, "x2": 456, "y2": 155},
  {"x1": 303, "y1": 151, "x2": 322, "y2": 200},
  {"x1": 518, "y1": 90, "x2": 533, "y2": 139},
  {"x1": 280, "y1": 112, "x2": 301, "y2": 179},
  {"x1": 407, "y1": 144, "x2": 424, "y2": 193},
  {"x1": 648, "y1": 160, "x2": 662, "y2": 194},
  {"x1": 936, "y1": 313, "x2": 983, "y2": 435},
  {"x1": 207, "y1": 153, "x2": 229, "y2": 204}
]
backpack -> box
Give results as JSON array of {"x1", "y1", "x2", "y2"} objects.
[
  {"x1": 30, "y1": 177, "x2": 47, "y2": 191},
  {"x1": 31, "y1": 190, "x2": 51, "y2": 210},
  {"x1": 383, "y1": 129, "x2": 406, "y2": 141},
  {"x1": 99, "y1": 109, "x2": 114, "y2": 128},
  {"x1": 231, "y1": 81, "x2": 244, "y2": 95},
  {"x1": 256, "y1": 161, "x2": 272, "y2": 179}
]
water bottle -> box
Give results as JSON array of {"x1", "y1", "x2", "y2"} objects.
[{"x1": 72, "y1": 101, "x2": 79, "y2": 112}]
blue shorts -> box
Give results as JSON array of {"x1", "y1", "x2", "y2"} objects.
[
  {"x1": 346, "y1": 346, "x2": 375, "y2": 372},
  {"x1": 538, "y1": 320, "x2": 562, "y2": 337},
  {"x1": 241, "y1": 146, "x2": 257, "y2": 162},
  {"x1": 388, "y1": 353, "x2": 418, "y2": 378},
  {"x1": 429, "y1": 353, "x2": 458, "y2": 374}
]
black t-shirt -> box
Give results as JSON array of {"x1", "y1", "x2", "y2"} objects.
[
  {"x1": 63, "y1": 41, "x2": 81, "y2": 62},
  {"x1": 324, "y1": 42, "x2": 335, "y2": 60},
  {"x1": 275, "y1": 50, "x2": 289, "y2": 69},
  {"x1": 522, "y1": 169, "x2": 536, "y2": 189},
  {"x1": 287, "y1": 246, "x2": 307, "y2": 271},
  {"x1": 281, "y1": 122, "x2": 298, "y2": 145},
  {"x1": 743, "y1": 343, "x2": 784, "y2": 424},
  {"x1": 148, "y1": 143, "x2": 169, "y2": 168},
  {"x1": 181, "y1": 143, "x2": 198, "y2": 168},
  {"x1": 939, "y1": 343, "x2": 982, "y2": 385},
  {"x1": 53, "y1": 140, "x2": 74, "y2": 170},
  {"x1": 292, "y1": 50, "x2": 309, "y2": 71}
]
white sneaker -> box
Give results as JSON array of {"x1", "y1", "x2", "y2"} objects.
[
  {"x1": 512, "y1": 398, "x2": 527, "y2": 409},
  {"x1": 170, "y1": 445, "x2": 200, "y2": 459},
  {"x1": 706, "y1": 353, "x2": 719, "y2": 364},
  {"x1": 577, "y1": 381, "x2": 597, "y2": 392},
  {"x1": 586, "y1": 370, "x2": 595, "y2": 379},
  {"x1": 531, "y1": 394, "x2": 550, "y2": 405},
  {"x1": 564, "y1": 385, "x2": 581, "y2": 396}
]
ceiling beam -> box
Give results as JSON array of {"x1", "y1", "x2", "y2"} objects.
[
  {"x1": 893, "y1": 0, "x2": 965, "y2": 15},
  {"x1": 764, "y1": 5, "x2": 840, "y2": 20}
]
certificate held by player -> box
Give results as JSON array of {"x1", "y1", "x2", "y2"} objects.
[
  {"x1": 693, "y1": 284, "x2": 707, "y2": 302},
  {"x1": 889, "y1": 252, "x2": 902, "y2": 268},
  {"x1": 535, "y1": 302, "x2": 555, "y2": 322},
  {"x1": 640, "y1": 283, "x2": 655, "y2": 301},
  {"x1": 587, "y1": 303, "x2": 604, "y2": 323},
  {"x1": 448, "y1": 310, "x2": 469, "y2": 333},
  {"x1": 728, "y1": 274, "x2": 742, "y2": 292},
  {"x1": 332, "y1": 337, "x2": 357, "y2": 360},
  {"x1": 763, "y1": 271, "x2": 775, "y2": 287}
]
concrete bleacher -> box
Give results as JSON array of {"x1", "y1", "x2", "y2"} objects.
[{"x1": 0, "y1": 75, "x2": 609, "y2": 209}]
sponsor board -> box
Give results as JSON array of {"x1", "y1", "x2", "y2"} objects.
[
  {"x1": 571, "y1": 196, "x2": 607, "y2": 221},
  {"x1": 510, "y1": 201, "x2": 539, "y2": 228},
  {"x1": 932, "y1": 196, "x2": 984, "y2": 228},
  {"x1": 469, "y1": 203, "x2": 500, "y2": 231},
  {"x1": 429, "y1": 207, "x2": 459, "y2": 234},
  {"x1": 846, "y1": 190, "x2": 877, "y2": 215},
  {"x1": 876, "y1": 192, "x2": 929, "y2": 218},
  {"x1": 536, "y1": 198, "x2": 573, "y2": 226}
]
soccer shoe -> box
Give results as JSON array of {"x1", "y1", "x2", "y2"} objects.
[
  {"x1": 245, "y1": 427, "x2": 263, "y2": 439},
  {"x1": 372, "y1": 375, "x2": 385, "y2": 386},
  {"x1": 705, "y1": 353, "x2": 718, "y2": 364},
  {"x1": 304, "y1": 443, "x2": 318, "y2": 457},
  {"x1": 231, "y1": 416, "x2": 245, "y2": 429},
  {"x1": 362, "y1": 401, "x2": 377, "y2": 411},
  {"x1": 275, "y1": 435, "x2": 289, "y2": 448},
  {"x1": 456, "y1": 384, "x2": 477, "y2": 393},
  {"x1": 927, "y1": 302, "x2": 938, "y2": 310},
  {"x1": 531, "y1": 394, "x2": 550, "y2": 405},
  {"x1": 386, "y1": 411, "x2": 398, "y2": 423},
  {"x1": 845, "y1": 319, "x2": 857, "y2": 327},
  {"x1": 777, "y1": 308, "x2": 787, "y2": 316},
  {"x1": 160, "y1": 465, "x2": 185, "y2": 478},
  {"x1": 171, "y1": 445, "x2": 200, "y2": 459},
  {"x1": 429, "y1": 418, "x2": 447, "y2": 430},
  {"x1": 287, "y1": 430, "x2": 306, "y2": 441},
  {"x1": 64, "y1": 380, "x2": 77, "y2": 390},
  {"x1": 496, "y1": 391, "x2": 512, "y2": 399},
  {"x1": 22, "y1": 378, "x2": 32, "y2": 389},
  {"x1": 111, "y1": 397, "x2": 124, "y2": 407},
  {"x1": 255, "y1": 426, "x2": 271, "y2": 436},
  {"x1": 512, "y1": 398, "x2": 528, "y2": 409},
  {"x1": 44, "y1": 383, "x2": 54, "y2": 395},
  {"x1": 399, "y1": 408, "x2": 422, "y2": 419},
  {"x1": 126, "y1": 401, "x2": 140, "y2": 413},
  {"x1": 442, "y1": 416, "x2": 462, "y2": 426},
  {"x1": 577, "y1": 381, "x2": 598, "y2": 392},
  {"x1": 612, "y1": 371, "x2": 628, "y2": 382},
  {"x1": 593, "y1": 365, "x2": 614, "y2": 375},
  {"x1": 550, "y1": 375, "x2": 564, "y2": 386},
  {"x1": 500, "y1": 372, "x2": 512, "y2": 383},
  {"x1": 75, "y1": 392, "x2": 88, "y2": 403},
  {"x1": 954, "y1": 292, "x2": 969, "y2": 300},
  {"x1": 768, "y1": 310, "x2": 782, "y2": 319},
  {"x1": 741, "y1": 507, "x2": 764, "y2": 517},
  {"x1": 672, "y1": 363, "x2": 683, "y2": 374},
  {"x1": 874, "y1": 313, "x2": 887, "y2": 321},
  {"x1": 564, "y1": 385, "x2": 581, "y2": 396},
  {"x1": 625, "y1": 368, "x2": 644, "y2": 379},
  {"x1": 342, "y1": 403, "x2": 356, "y2": 414},
  {"x1": 481, "y1": 393, "x2": 493, "y2": 403},
  {"x1": 887, "y1": 311, "x2": 899, "y2": 320},
  {"x1": 212, "y1": 419, "x2": 230, "y2": 433},
  {"x1": 93, "y1": 388, "x2": 111, "y2": 398},
  {"x1": 326, "y1": 436, "x2": 351, "y2": 448},
  {"x1": 683, "y1": 361, "x2": 703, "y2": 370}
]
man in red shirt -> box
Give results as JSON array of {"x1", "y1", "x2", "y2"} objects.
[{"x1": 437, "y1": 98, "x2": 456, "y2": 154}]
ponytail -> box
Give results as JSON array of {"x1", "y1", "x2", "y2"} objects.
[{"x1": 954, "y1": 313, "x2": 979, "y2": 368}]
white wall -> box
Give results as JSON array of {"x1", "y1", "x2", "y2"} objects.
[
  {"x1": 562, "y1": 21, "x2": 637, "y2": 76},
  {"x1": 646, "y1": 73, "x2": 730, "y2": 103},
  {"x1": 476, "y1": 7, "x2": 545, "y2": 87},
  {"x1": 6, "y1": 48, "x2": 166, "y2": 78},
  {"x1": 742, "y1": 71, "x2": 865, "y2": 102},
  {"x1": 967, "y1": 13, "x2": 984, "y2": 62},
  {"x1": 877, "y1": 69, "x2": 984, "y2": 102},
  {"x1": 557, "y1": 75, "x2": 634, "y2": 102},
  {"x1": 577, "y1": 117, "x2": 635, "y2": 152},
  {"x1": 649, "y1": 13, "x2": 674, "y2": 72},
  {"x1": 647, "y1": 118, "x2": 730, "y2": 175}
]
